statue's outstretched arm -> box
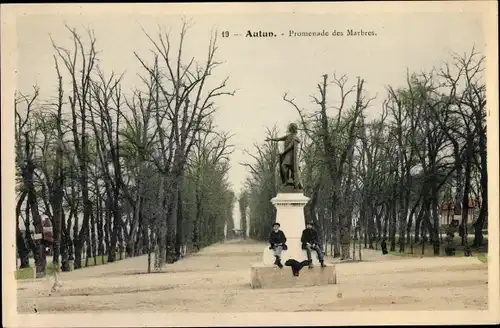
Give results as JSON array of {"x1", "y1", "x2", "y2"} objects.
[{"x1": 266, "y1": 135, "x2": 287, "y2": 142}]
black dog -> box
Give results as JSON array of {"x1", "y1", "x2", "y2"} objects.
[{"x1": 284, "y1": 259, "x2": 311, "y2": 277}]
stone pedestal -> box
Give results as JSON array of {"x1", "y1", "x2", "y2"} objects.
[
  {"x1": 263, "y1": 192, "x2": 321, "y2": 265},
  {"x1": 251, "y1": 263, "x2": 336, "y2": 289},
  {"x1": 249, "y1": 191, "x2": 337, "y2": 289}
]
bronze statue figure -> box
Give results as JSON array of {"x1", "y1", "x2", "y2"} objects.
[{"x1": 265, "y1": 123, "x2": 302, "y2": 190}]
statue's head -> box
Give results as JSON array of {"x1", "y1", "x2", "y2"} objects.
[{"x1": 287, "y1": 123, "x2": 298, "y2": 134}]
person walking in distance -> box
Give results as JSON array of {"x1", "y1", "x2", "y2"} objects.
[
  {"x1": 381, "y1": 238, "x2": 388, "y2": 255},
  {"x1": 301, "y1": 221, "x2": 326, "y2": 268},
  {"x1": 268, "y1": 222, "x2": 287, "y2": 268}
]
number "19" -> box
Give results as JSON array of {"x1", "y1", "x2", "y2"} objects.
[{"x1": 222, "y1": 31, "x2": 229, "y2": 37}]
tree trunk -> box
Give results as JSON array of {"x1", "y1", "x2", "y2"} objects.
[
  {"x1": 367, "y1": 204, "x2": 376, "y2": 249},
  {"x1": 85, "y1": 231, "x2": 91, "y2": 267},
  {"x1": 91, "y1": 211, "x2": 97, "y2": 264},
  {"x1": 382, "y1": 205, "x2": 389, "y2": 240},
  {"x1": 146, "y1": 217, "x2": 152, "y2": 273},
  {"x1": 398, "y1": 171, "x2": 411, "y2": 253},
  {"x1": 473, "y1": 132, "x2": 487, "y2": 246},
  {"x1": 50, "y1": 93, "x2": 65, "y2": 269},
  {"x1": 175, "y1": 173, "x2": 185, "y2": 261},
  {"x1": 358, "y1": 226, "x2": 363, "y2": 261},
  {"x1": 389, "y1": 198, "x2": 397, "y2": 251},
  {"x1": 414, "y1": 201, "x2": 426, "y2": 244},
  {"x1": 422, "y1": 197, "x2": 431, "y2": 244},
  {"x1": 192, "y1": 182, "x2": 202, "y2": 251},
  {"x1": 157, "y1": 178, "x2": 168, "y2": 269},
  {"x1": 431, "y1": 186, "x2": 440, "y2": 255},
  {"x1": 77, "y1": 154, "x2": 92, "y2": 268},
  {"x1": 104, "y1": 194, "x2": 112, "y2": 258},
  {"x1": 16, "y1": 190, "x2": 30, "y2": 268},
  {"x1": 166, "y1": 179, "x2": 180, "y2": 264},
  {"x1": 336, "y1": 189, "x2": 350, "y2": 260},
  {"x1": 461, "y1": 135, "x2": 474, "y2": 246},
  {"x1": 118, "y1": 222, "x2": 125, "y2": 260},
  {"x1": 127, "y1": 180, "x2": 144, "y2": 257},
  {"x1": 305, "y1": 185, "x2": 319, "y2": 225},
  {"x1": 421, "y1": 216, "x2": 427, "y2": 255},
  {"x1": 359, "y1": 200, "x2": 367, "y2": 248},
  {"x1": 331, "y1": 212, "x2": 341, "y2": 258},
  {"x1": 135, "y1": 218, "x2": 144, "y2": 256},
  {"x1": 16, "y1": 226, "x2": 30, "y2": 268},
  {"x1": 73, "y1": 203, "x2": 83, "y2": 269},
  {"x1": 23, "y1": 157, "x2": 47, "y2": 277},
  {"x1": 96, "y1": 195, "x2": 105, "y2": 256},
  {"x1": 60, "y1": 208, "x2": 71, "y2": 272},
  {"x1": 406, "y1": 201, "x2": 420, "y2": 244},
  {"x1": 339, "y1": 214, "x2": 350, "y2": 260},
  {"x1": 108, "y1": 193, "x2": 121, "y2": 263},
  {"x1": 375, "y1": 206, "x2": 382, "y2": 245},
  {"x1": 73, "y1": 237, "x2": 82, "y2": 269},
  {"x1": 52, "y1": 192, "x2": 63, "y2": 269},
  {"x1": 318, "y1": 208, "x2": 326, "y2": 253},
  {"x1": 473, "y1": 205, "x2": 485, "y2": 247}
]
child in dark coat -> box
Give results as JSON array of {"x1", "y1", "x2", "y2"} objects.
[
  {"x1": 301, "y1": 221, "x2": 326, "y2": 268},
  {"x1": 269, "y1": 222, "x2": 287, "y2": 268}
]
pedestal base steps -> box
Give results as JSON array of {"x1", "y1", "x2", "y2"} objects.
[{"x1": 250, "y1": 263, "x2": 336, "y2": 289}]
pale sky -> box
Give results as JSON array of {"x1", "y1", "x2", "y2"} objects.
[{"x1": 14, "y1": 4, "x2": 486, "y2": 229}]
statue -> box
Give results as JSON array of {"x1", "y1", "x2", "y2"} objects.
[{"x1": 265, "y1": 123, "x2": 302, "y2": 190}]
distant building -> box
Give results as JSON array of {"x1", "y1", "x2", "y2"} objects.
[{"x1": 440, "y1": 198, "x2": 481, "y2": 226}]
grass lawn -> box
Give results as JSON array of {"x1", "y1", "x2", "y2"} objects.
[
  {"x1": 15, "y1": 254, "x2": 125, "y2": 280},
  {"x1": 476, "y1": 253, "x2": 487, "y2": 263},
  {"x1": 15, "y1": 262, "x2": 59, "y2": 280},
  {"x1": 83, "y1": 254, "x2": 109, "y2": 267},
  {"x1": 15, "y1": 267, "x2": 36, "y2": 280},
  {"x1": 387, "y1": 236, "x2": 488, "y2": 263}
]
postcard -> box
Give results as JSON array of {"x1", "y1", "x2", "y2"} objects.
[{"x1": 2, "y1": 2, "x2": 499, "y2": 327}]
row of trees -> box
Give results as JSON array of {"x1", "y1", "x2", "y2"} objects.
[
  {"x1": 15, "y1": 22, "x2": 236, "y2": 277},
  {"x1": 240, "y1": 47, "x2": 487, "y2": 259}
]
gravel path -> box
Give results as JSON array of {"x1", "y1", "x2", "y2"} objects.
[{"x1": 17, "y1": 240, "x2": 488, "y2": 313}]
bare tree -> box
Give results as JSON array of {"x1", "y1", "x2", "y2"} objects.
[
  {"x1": 284, "y1": 73, "x2": 375, "y2": 259},
  {"x1": 15, "y1": 87, "x2": 49, "y2": 277},
  {"x1": 134, "y1": 20, "x2": 234, "y2": 266},
  {"x1": 51, "y1": 26, "x2": 98, "y2": 268}
]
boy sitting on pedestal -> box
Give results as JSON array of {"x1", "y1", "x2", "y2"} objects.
[
  {"x1": 268, "y1": 222, "x2": 287, "y2": 269},
  {"x1": 301, "y1": 221, "x2": 326, "y2": 268}
]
